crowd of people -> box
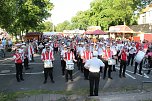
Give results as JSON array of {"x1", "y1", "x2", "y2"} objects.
[{"x1": 12, "y1": 35, "x2": 152, "y2": 96}]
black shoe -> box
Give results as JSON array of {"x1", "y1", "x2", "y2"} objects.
[
  {"x1": 84, "y1": 78, "x2": 89, "y2": 80},
  {"x1": 21, "y1": 79, "x2": 24, "y2": 81},
  {"x1": 43, "y1": 80, "x2": 47, "y2": 84},
  {"x1": 51, "y1": 80, "x2": 55, "y2": 83},
  {"x1": 17, "y1": 80, "x2": 20, "y2": 82},
  {"x1": 119, "y1": 75, "x2": 122, "y2": 78},
  {"x1": 108, "y1": 77, "x2": 113, "y2": 79},
  {"x1": 71, "y1": 79, "x2": 73, "y2": 81},
  {"x1": 139, "y1": 73, "x2": 142, "y2": 75},
  {"x1": 113, "y1": 70, "x2": 116, "y2": 72},
  {"x1": 123, "y1": 75, "x2": 126, "y2": 78}
]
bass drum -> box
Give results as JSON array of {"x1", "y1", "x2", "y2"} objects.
[{"x1": 134, "y1": 51, "x2": 146, "y2": 63}]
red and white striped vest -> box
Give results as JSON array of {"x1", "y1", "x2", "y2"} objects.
[
  {"x1": 41, "y1": 51, "x2": 54, "y2": 61},
  {"x1": 65, "y1": 52, "x2": 75, "y2": 60},
  {"x1": 83, "y1": 51, "x2": 92, "y2": 60}
]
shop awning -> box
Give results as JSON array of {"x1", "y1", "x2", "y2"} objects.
[{"x1": 109, "y1": 25, "x2": 136, "y2": 33}]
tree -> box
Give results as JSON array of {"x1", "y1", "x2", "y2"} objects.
[
  {"x1": 0, "y1": 0, "x2": 54, "y2": 41},
  {"x1": 56, "y1": 20, "x2": 71, "y2": 32}
]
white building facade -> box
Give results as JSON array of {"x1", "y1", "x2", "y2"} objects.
[{"x1": 138, "y1": 4, "x2": 152, "y2": 24}]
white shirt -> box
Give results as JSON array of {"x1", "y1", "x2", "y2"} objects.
[
  {"x1": 84, "y1": 57, "x2": 105, "y2": 72},
  {"x1": 97, "y1": 47, "x2": 103, "y2": 56},
  {"x1": 129, "y1": 46, "x2": 136, "y2": 54}
]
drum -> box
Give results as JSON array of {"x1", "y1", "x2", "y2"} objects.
[
  {"x1": 44, "y1": 60, "x2": 53, "y2": 68},
  {"x1": 66, "y1": 60, "x2": 74, "y2": 70},
  {"x1": 134, "y1": 51, "x2": 146, "y2": 63},
  {"x1": 108, "y1": 59, "x2": 116, "y2": 65}
]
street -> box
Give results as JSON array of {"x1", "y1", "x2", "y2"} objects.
[{"x1": 0, "y1": 52, "x2": 152, "y2": 93}]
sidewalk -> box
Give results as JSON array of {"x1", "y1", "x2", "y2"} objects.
[{"x1": 16, "y1": 91, "x2": 152, "y2": 101}]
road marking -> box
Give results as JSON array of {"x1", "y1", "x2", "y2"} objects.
[
  {"x1": 115, "y1": 67, "x2": 136, "y2": 79},
  {"x1": 0, "y1": 63, "x2": 43, "y2": 66},
  {"x1": 0, "y1": 72, "x2": 44, "y2": 76},
  {"x1": 125, "y1": 69, "x2": 149, "y2": 79}
]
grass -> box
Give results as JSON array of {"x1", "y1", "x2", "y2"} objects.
[
  {"x1": 1, "y1": 85, "x2": 152, "y2": 101},
  {"x1": 0, "y1": 89, "x2": 89, "y2": 101}
]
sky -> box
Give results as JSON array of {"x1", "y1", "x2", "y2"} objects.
[{"x1": 49, "y1": 0, "x2": 93, "y2": 25}]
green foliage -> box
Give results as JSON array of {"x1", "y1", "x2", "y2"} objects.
[
  {"x1": 56, "y1": 20, "x2": 72, "y2": 32},
  {"x1": 0, "y1": 0, "x2": 54, "y2": 40},
  {"x1": 59, "y1": 0, "x2": 150, "y2": 31}
]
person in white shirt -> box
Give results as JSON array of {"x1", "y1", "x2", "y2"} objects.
[
  {"x1": 60, "y1": 45, "x2": 67, "y2": 75},
  {"x1": 77, "y1": 43, "x2": 85, "y2": 72},
  {"x1": 128, "y1": 43, "x2": 137, "y2": 66},
  {"x1": 84, "y1": 51, "x2": 105, "y2": 96}
]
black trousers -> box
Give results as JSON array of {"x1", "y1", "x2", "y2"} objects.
[
  {"x1": 84, "y1": 67, "x2": 89, "y2": 79},
  {"x1": 103, "y1": 60, "x2": 112, "y2": 78},
  {"x1": 61, "y1": 60, "x2": 66, "y2": 75},
  {"x1": 24, "y1": 57, "x2": 29, "y2": 69},
  {"x1": 134, "y1": 60, "x2": 143, "y2": 74},
  {"x1": 15, "y1": 63, "x2": 23, "y2": 81},
  {"x1": 119, "y1": 60, "x2": 127, "y2": 77},
  {"x1": 89, "y1": 72, "x2": 100, "y2": 96},
  {"x1": 44, "y1": 68, "x2": 54, "y2": 81},
  {"x1": 147, "y1": 60, "x2": 152, "y2": 74},
  {"x1": 77, "y1": 57, "x2": 83, "y2": 72},
  {"x1": 128, "y1": 53, "x2": 135, "y2": 66},
  {"x1": 65, "y1": 70, "x2": 73, "y2": 81}
]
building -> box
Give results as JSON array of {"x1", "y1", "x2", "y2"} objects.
[{"x1": 138, "y1": 4, "x2": 152, "y2": 24}]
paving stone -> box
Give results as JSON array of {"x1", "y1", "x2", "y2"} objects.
[
  {"x1": 42, "y1": 94, "x2": 50, "y2": 101},
  {"x1": 27, "y1": 95, "x2": 36, "y2": 101},
  {"x1": 35, "y1": 94, "x2": 43, "y2": 101}
]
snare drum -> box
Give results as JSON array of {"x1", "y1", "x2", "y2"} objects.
[
  {"x1": 108, "y1": 59, "x2": 116, "y2": 65},
  {"x1": 66, "y1": 60, "x2": 74, "y2": 70},
  {"x1": 44, "y1": 60, "x2": 53, "y2": 68}
]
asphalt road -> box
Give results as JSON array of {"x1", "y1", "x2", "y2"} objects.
[{"x1": 0, "y1": 52, "x2": 152, "y2": 93}]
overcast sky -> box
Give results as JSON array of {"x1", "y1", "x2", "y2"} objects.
[{"x1": 48, "y1": 0, "x2": 93, "y2": 25}]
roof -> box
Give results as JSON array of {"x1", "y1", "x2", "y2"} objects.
[
  {"x1": 143, "y1": 3, "x2": 152, "y2": 12},
  {"x1": 84, "y1": 29, "x2": 107, "y2": 35},
  {"x1": 25, "y1": 32, "x2": 43, "y2": 36},
  {"x1": 129, "y1": 24, "x2": 152, "y2": 33},
  {"x1": 109, "y1": 25, "x2": 135, "y2": 33}
]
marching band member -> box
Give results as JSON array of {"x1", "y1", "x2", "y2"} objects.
[
  {"x1": 84, "y1": 51, "x2": 105, "y2": 96},
  {"x1": 38, "y1": 43, "x2": 44, "y2": 54},
  {"x1": 77, "y1": 43, "x2": 85, "y2": 72},
  {"x1": 21, "y1": 43, "x2": 30, "y2": 70},
  {"x1": 82, "y1": 45, "x2": 93, "y2": 80},
  {"x1": 60, "y1": 45, "x2": 67, "y2": 75},
  {"x1": 28, "y1": 42, "x2": 35, "y2": 62},
  {"x1": 102, "y1": 45, "x2": 114, "y2": 79},
  {"x1": 64, "y1": 47, "x2": 77, "y2": 82},
  {"x1": 134, "y1": 46, "x2": 144, "y2": 75},
  {"x1": 41, "y1": 47, "x2": 55, "y2": 84},
  {"x1": 128, "y1": 43, "x2": 136, "y2": 66},
  {"x1": 111, "y1": 42, "x2": 118, "y2": 71},
  {"x1": 54, "y1": 41, "x2": 59, "y2": 54},
  {"x1": 118, "y1": 46, "x2": 129, "y2": 78},
  {"x1": 13, "y1": 48, "x2": 24, "y2": 82},
  {"x1": 146, "y1": 51, "x2": 152, "y2": 74},
  {"x1": 97, "y1": 42, "x2": 104, "y2": 59}
]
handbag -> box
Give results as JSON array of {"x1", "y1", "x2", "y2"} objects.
[{"x1": 44, "y1": 60, "x2": 53, "y2": 68}]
